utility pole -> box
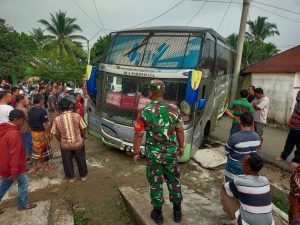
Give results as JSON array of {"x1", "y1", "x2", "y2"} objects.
[
  {"x1": 230, "y1": 0, "x2": 250, "y2": 103},
  {"x1": 87, "y1": 40, "x2": 90, "y2": 65}
]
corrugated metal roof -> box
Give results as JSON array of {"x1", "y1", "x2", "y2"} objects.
[{"x1": 243, "y1": 45, "x2": 300, "y2": 74}]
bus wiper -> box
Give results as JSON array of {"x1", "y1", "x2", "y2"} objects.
[{"x1": 124, "y1": 32, "x2": 154, "y2": 56}]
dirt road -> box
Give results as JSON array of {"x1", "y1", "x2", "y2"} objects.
[{"x1": 1, "y1": 135, "x2": 286, "y2": 225}]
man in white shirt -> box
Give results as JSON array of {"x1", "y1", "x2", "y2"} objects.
[
  {"x1": 0, "y1": 90, "x2": 14, "y2": 123},
  {"x1": 252, "y1": 88, "x2": 269, "y2": 147}
]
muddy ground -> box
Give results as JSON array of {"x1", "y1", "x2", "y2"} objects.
[{"x1": 1, "y1": 135, "x2": 287, "y2": 225}]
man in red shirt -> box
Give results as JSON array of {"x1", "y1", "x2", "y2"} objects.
[{"x1": 0, "y1": 109, "x2": 36, "y2": 213}]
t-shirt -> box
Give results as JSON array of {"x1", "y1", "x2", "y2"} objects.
[
  {"x1": 247, "y1": 95, "x2": 255, "y2": 103},
  {"x1": 253, "y1": 96, "x2": 269, "y2": 124},
  {"x1": 16, "y1": 105, "x2": 31, "y2": 134},
  {"x1": 228, "y1": 98, "x2": 254, "y2": 125},
  {"x1": 224, "y1": 175, "x2": 274, "y2": 225},
  {"x1": 51, "y1": 111, "x2": 87, "y2": 150},
  {"x1": 28, "y1": 106, "x2": 49, "y2": 131},
  {"x1": 225, "y1": 130, "x2": 260, "y2": 179},
  {"x1": 47, "y1": 94, "x2": 58, "y2": 113},
  {"x1": 75, "y1": 102, "x2": 84, "y2": 118},
  {"x1": 0, "y1": 104, "x2": 14, "y2": 123}
]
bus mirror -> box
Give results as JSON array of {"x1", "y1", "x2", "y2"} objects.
[{"x1": 197, "y1": 99, "x2": 206, "y2": 110}]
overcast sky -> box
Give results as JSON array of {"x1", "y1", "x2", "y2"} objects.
[{"x1": 1, "y1": 0, "x2": 300, "y2": 51}]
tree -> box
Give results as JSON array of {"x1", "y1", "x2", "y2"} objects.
[
  {"x1": 226, "y1": 33, "x2": 238, "y2": 50},
  {"x1": 90, "y1": 35, "x2": 110, "y2": 65},
  {"x1": 0, "y1": 22, "x2": 29, "y2": 82},
  {"x1": 39, "y1": 10, "x2": 86, "y2": 58},
  {"x1": 247, "y1": 16, "x2": 280, "y2": 43},
  {"x1": 29, "y1": 28, "x2": 47, "y2": 53}
]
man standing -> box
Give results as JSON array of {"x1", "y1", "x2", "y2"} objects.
[
  {"x1": 220, "y1": 153, "x2": 274, "y2": 225},
  {"x1": 16, "y1": 95, "x2": 32, "y2": 161},
  {"x1": 51, "y1": 98, "x2": 88, "y2": 182},
  {"x1": 276, "y1": 91, "x2": 300, "y2": 162},
  {"x1": 226, "y1": 89, "x2": 254, "y2": 135},
  {"x1": 10, "y1": 87, "x2": 19, "y2": 108},
  {"x1": 47, "y1": 86, "x2": 59, "y2": 124},
  {"x1": 247, "y1": 85, "x2": 255, "y2": 103},
  {"x1": 253, "y1": 88, "x2": 269, "y2": 146},
  {"x1": 0, "y1": 109, "x2": 37, "y2": 212},
  {"x1": 224, "y1": 112, "x2": 260, "y2": 182},
  {"x1": 0, "y1": 90, "x2": 13, "y2": 123},
  {"x1": 133, "y1": 80, "x2": 184, "y2": 224}
]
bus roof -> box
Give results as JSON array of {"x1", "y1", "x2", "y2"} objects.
[{"x1": 113, "y1": 26, "x2": 230, "y2": 47}]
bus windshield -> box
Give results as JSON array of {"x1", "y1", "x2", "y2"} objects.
[
  {"x1": 107, "y1": 32, "x2": 202, "y2": 69},
  {"x1": 100, "y1": 73, "x2": 193, "y2": 126}
]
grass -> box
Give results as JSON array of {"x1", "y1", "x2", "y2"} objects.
[
  {"x1": 273, "y1": 196, "x2": 288, "y2": 214},
  {"x1": 74, "y1": 211, "x2": 90, "y2": 225}
]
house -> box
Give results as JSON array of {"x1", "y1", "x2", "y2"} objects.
[{"x1": 241, "y1": 45, "x2": 300, "y2": 126}]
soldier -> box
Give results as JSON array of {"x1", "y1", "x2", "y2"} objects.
[{"x1": 133, "y1": 80, "x2": 185, "y2": 224}]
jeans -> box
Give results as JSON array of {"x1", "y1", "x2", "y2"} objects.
[
  {"x1": 0, "y1": 173, "x2": 28, "y2": 208},
  {"x1": 22, "y1": 133, "x2": 33, "y2": 157},
  {"x1": 61, "y1": 146, "x2": 88, "y2": 179},
  {"x1": 280, "y1": 129, "x2": 300, "y2": 162}
]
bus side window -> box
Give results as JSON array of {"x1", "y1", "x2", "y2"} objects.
[{"x1": 201, "y1": 39, "x2": 215, "y2": 76}]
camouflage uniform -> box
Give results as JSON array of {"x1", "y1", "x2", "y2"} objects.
[{"x1": 134, "y1": 80, "x2": 184, "y2": 209}]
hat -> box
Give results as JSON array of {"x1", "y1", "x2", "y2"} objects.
[
  {"x1": 64, "y1": 95, "x2": 76, "y2": 103},
  {"x1": 8, "y1": 109, "x2": 27, "y2": 120},
  {"x1": 149, "y1": 80, "x2": 165, "y2": 91}
]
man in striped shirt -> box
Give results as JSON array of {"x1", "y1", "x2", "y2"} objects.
[
  {"x1": 276, "y1": 90, "x2": 300, "y2": 163},
  {"x1": 220, "y1": 153, "x2": 274, "y2": 225},
  {"x1": 226, "y1": 89, "x2": 254, "y2": 136},
  {"x1": 225, "y1": 112, "x2": 260, "y2": 181}
]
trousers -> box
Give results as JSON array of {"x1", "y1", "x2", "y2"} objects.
[
  {"x1": 280, "y1": 129, "x2": 300, "y2": 163},
  {"x1": 146, "y1": 161, "x2": 182, "y2": 208},
  {"x1": 0, "y1": 173, "x2": 28, "y2": 208}
]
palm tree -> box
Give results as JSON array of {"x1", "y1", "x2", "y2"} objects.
[
  {"x1": 29, "y1": 28, "x2": 47, "y2": 53},
  {"x1": 39, "y1": 10, "x2": 86, "y2": 57},
  {"x1": 226, "y1": 33, "x2": 238, "y2": 50},
  {"x1": 247, "y1": 16, "x2": 280, "y2": 43}
]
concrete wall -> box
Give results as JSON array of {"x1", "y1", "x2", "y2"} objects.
[{"x1": 242, "y1": 73, "x2": 296, "y2": 126}]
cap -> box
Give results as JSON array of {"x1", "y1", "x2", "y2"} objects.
[
  {"x1": 149, "y1": 79, "x2": 165, "y2": 91},
  {"x1": 8, "y1": 109, "x2": 27, "y2": 120},
  {"x1": 64, "y1": 95, "x2": 76, "y2": 103}
]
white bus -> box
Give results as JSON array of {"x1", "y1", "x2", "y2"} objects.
[{"x1": 88, "y1": 26, "x2": 234, "y2": 162}]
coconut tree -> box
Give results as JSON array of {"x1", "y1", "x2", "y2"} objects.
[
  {"x1": 39, "y1": 10, "x2": 86, "y2": 57},
  {"x1": 247, "y1": 16, "x2": 280, "y2": 43},
  {"x1": 29, "y1": 28, "x2": 47, "y2": 53}
]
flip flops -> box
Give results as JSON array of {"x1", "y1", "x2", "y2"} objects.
[{"x1": 18, "y1": 203, "x2": 37, "y2": 211}]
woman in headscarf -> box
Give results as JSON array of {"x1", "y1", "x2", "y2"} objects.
[{"x1": 28, "y1": 94, "x2": 53, "y2": 173}]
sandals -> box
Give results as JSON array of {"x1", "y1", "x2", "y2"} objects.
[
  {"x1": 80, "y1": 176, "x2": 88, "y2": 182},
  {"x1": 68, "y1": 178, "x2": 76, "y2": 183},
  {"x1": 28, "y1": 167, "x2": 40, "y2": 174},
  {"x1": 18, "y1": 203, "x2": 37, "y2": 211}
]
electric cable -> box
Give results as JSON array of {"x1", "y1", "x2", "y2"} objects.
[
  {"x1": 252, "y1": 0, "x2": 300, "y2": 16},
  {"x1": 186, "y1": 0, "x2": 208, "y2": 25},
  {"x1": 217, "y1": 0, "x2": 233, "y2": 31},
  {"x1": 92, "y1": 0, "x2": 107, "y2": 35}
]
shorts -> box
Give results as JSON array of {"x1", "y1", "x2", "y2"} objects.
[{"x1": 254, "y1": 121, "x2": 265, "y2": 136}]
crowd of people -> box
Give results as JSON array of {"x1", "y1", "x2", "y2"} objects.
[{"x1": 0, "y1": 79, "x2": 88, "y2": 213}]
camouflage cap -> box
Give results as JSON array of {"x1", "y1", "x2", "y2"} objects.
[{"x1": 149, "y1": 79, "x2": 165, "y2": 91}]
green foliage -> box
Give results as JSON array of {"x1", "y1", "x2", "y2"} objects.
[
  {"x1": 74, "y1": 211, "x2": 90, "y2": 225},
  {"x1": 0, "y1": 21, "x2": 30, "y2": 80},
  {"x1": 227, "y1": 16, "x2": 280, "y2": 68},
  {"x1": 273, "y1": 196, "x2": 288, "y2": 214},
  {"x1": 90, "y1": 35, "x2": 111, "y2": 65}
]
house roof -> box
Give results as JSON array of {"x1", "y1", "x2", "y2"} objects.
[{"x1": 243, "y1": 45, "x2": 300, "y2": 74}]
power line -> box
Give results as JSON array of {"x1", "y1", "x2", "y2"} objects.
[
  {"x1": 217, "y1": 0, "x2": 233, "y2": 31},
  {"x1": 252, "y1": 0, "x2": 300, "y2": 16},
  {"x1": 186, "y1": 0, "x2": 208, "y2": 25},
  {"x1": 252, "y1": 4, "x2": 300, "y2": 24},
  {"x1": 92, "y1": 0, "x2": 107, "y2": 35},
  {"x1": 129, "y1": 0, "x2": 186, "y2": 29},
  {"x1": 72, "y1": 0, "x2": 101, "y2": 29}
]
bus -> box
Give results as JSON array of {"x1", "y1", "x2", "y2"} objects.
[{"x1": 87, "y1": 26, "x2": 234, "y2": 162}]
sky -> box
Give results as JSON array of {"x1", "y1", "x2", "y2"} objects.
[{"x1": 1, "y1": 0, "x2": 300, "y2": 51}]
